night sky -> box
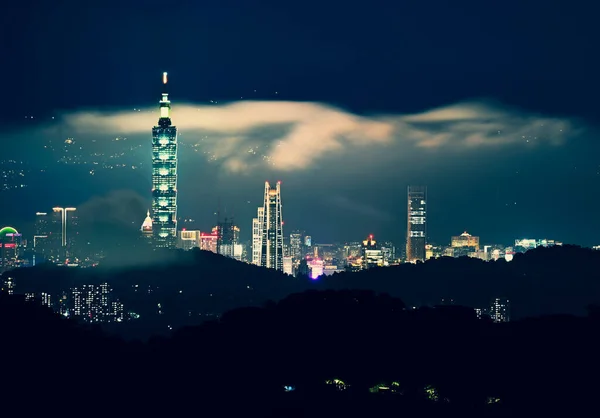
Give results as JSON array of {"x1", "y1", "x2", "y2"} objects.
[{"x1": 2, "y1": 0, "x2": 599, "y2": 247}]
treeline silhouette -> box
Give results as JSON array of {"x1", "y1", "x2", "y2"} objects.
[
  {"x1": 3, "y1": 288, "x2": 599, "y2": 416},
  {"x1": 4, "y1": 245, "x2": 600, "y2": 339}
]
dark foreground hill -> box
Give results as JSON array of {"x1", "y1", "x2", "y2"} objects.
[
  {"x1": 3, "y1": 245, "x2": 600, "y2": 340},
  {"x1": 2, "y1": 289, "x2": 600, "y2": 416},
  {"x1": 315, "y1": 244, "x2": 600, "y2": 318}
]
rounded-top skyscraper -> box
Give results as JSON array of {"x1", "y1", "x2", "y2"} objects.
[{"x1": 151, "y1": 72, "x2": 178, "y2": 249}]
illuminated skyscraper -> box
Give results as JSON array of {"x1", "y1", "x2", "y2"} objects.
[
  {"x1": 290, "y1": 231, "x2": 303, "y2": 261},
  {"x1": 258, "y1": 182, "x2": 284, "y2": 271},
  {"x1": 34, "y1": 212, "x2": 49, "y2": 256},
  {"x1": 406, "y1": 186, "x2": 427, "y2": 262},
  {"x1": 251, "y1": 207, "x2": 264, "y2": 266},
  {"x1": 51, "y1": 207, "x2": 77, "y2": 260},
  {"x1": 151, "y1": 72, "x2": 178, "y2": 249}
]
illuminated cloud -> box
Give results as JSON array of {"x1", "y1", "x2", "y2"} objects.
[{"x1": 61, "y1": 100, "x2": 578, "y2": 172}]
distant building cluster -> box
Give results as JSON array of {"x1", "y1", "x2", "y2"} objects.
[
  {"x1": 16, "y1": 282, "x2": 126, "y2": 324},
  {"x1": 0, "y1": 207, "x2": 93, "y2": 273},
  {"x1": 474, "y1": 298, "x2": 511, "y2": 323}
]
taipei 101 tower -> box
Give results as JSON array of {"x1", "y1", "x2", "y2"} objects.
[{"x1": 151, "y1": 72, "x2": 178, "y2": 249}]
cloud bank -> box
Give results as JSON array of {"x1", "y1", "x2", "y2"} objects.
[{"x1": 60, "y1": 100, "x2": 578, "y2": 172}]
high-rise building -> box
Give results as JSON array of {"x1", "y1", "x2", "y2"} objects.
[
  {"x1": 290, "y1": 231, "x2": 304, "y2": 262},
  {"x1": 361, "y1": 235, "x2": 383, "y2": 269},
  {"x1": 66, "y1": 211, "x2": 79, "y2": 258},
  {"x1": 406, "y1": 186, "x2": 427, "y2": 262},
  {"x1": 151, "y1": 72, "x2": 178, "y2": 249},
  {"x1": 251, "y1": 207, "x2": 264, "y2": 266},
  {"x1": 380, "y1": 241, "x2": 396, "y2": 265},
  {"x1": 216, "y1": 218, "x2": 241, "y2": 259},
  {"x1": 200, "y1": 231, "x2": 218, "y2": 253},
  {"x1": 33, "y1": 212, "x2": 49, "y2": 256},
  {"x1": 50, "y1": 207, "x2": 77, "y2": 260},
  {"x1": 257, "y1": 182, "x2": 284, "y2": 271},
  {"x1": 283, "y1": 256, "x2": 293, "y2": 275}
]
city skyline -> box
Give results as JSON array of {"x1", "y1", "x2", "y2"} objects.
[{"x1": 1, "y1": 1, "x2": 599, "y2": 248}]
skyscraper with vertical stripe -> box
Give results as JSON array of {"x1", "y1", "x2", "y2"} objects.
[
  {"x1": 151, "y1": 72, "x2": 178, "y2": 249},
  {"x1": 406, "y1": 185, "x2": 427, "y2": 262},
  {"x1": 254, "y1": 181, "x2": 284, "y2": 271}
]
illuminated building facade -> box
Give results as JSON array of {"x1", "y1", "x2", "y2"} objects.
[
  {"x1": 489, "y1": 298, "x2": 510, "y2": 323},
  {"x1": 177, "y1": 229, "x2": 201, "y2": 250},
  {"x1": 24, "y1": 292, "x2": 52, "y2": 309},
  {"x1": 307, "y1": 257, "x2": 324, "y2": 279},
  {"x1": 33, "y1": 212, "x2": 50, "y2": 257},
  {"x1": 200, "y1": 231, "x2": 218, "y2": 253},
  {"x1": 451, "y1": 231, "x2": 480, "y2": 257},
  {"x1": 380, "y1": 241, "x2": 396, "y2": 265},
  {"x1": 0, "y1": 226, "x2": 21, "y2": 272},
  {"x1": 451, "y1": 231, "x2": 480, "y2": 249},
  {"x1": 290, "y1": 231, "x2": 304, "y2": 261},
  {"x1": 251, "y1": 207, "x2": 264, "y2": 265},
  {"x1": 151, "y1": 72, "x2": 178, "y2": 249},
  {"x1": 406, "y1": 185, "x2": 427, "y2": 262},
  {"x1": 217, "y1": 219, "x2": 242, "y2": 260},
  {"x1": 362, "y1": 235, "x2": 383, "y2": 269},
  {"x1": 514, "y1": 238, "x2": 563, "y2": 252},
  {"x1": 51, "y1": 207, "x2": 77, "y2": 260},
  {"x1": 259, "y1": 182, "x2": 284, "y2": 271},
  {"x1": 304, "y1": 235, "x2": 312, "y2": 248},
  {"x1": 71, "y1": 283, "x2": 123, "y2": 323},
  {"x1": 283, "y1": 256, "x2": 293, "y2": 275}
]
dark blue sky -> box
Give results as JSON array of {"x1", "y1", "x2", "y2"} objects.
[
  {"x1": 1, "y1": 0, "x2": 599, "y2": 246},
  {"x1": 3, "y1": 0, "x2": 598, "y2": 119}
]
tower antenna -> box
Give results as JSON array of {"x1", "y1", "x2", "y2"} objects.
[{"x1": 163, "y1": 72, "x2": 168, "y2": 85}]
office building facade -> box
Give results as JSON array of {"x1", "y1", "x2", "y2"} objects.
[
  {"x1": 406, "y1": 186, "x2": 427, "y2": 262},
  {"x1": 253, "y1": 182, "x2": 284, "y2": 271}
]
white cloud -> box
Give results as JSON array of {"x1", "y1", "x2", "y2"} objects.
[{"x1": 61, "y1": 100, "x2": 578, "y2": 172}]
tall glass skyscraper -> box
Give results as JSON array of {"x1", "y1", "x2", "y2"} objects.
[
  {"x1": 151, "y1": 72, "x2": 178, "y2": 249},
  {"x1": 256, "y1": 181, "x2": 284, "y2": 271},
  {"x1": 406, "y1": 185, "x2": 427, "y2": 262}
]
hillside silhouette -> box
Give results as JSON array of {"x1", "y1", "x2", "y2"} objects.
[
  {"x1": 3, "y1": 288, "x2": 599, "y2": 416},
  {"x1": 315, "y1": 245, "x2": 600, "y2": 318},
  {"x1": 3, "y1": 245, "x2": 600, "y2": 339}
]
